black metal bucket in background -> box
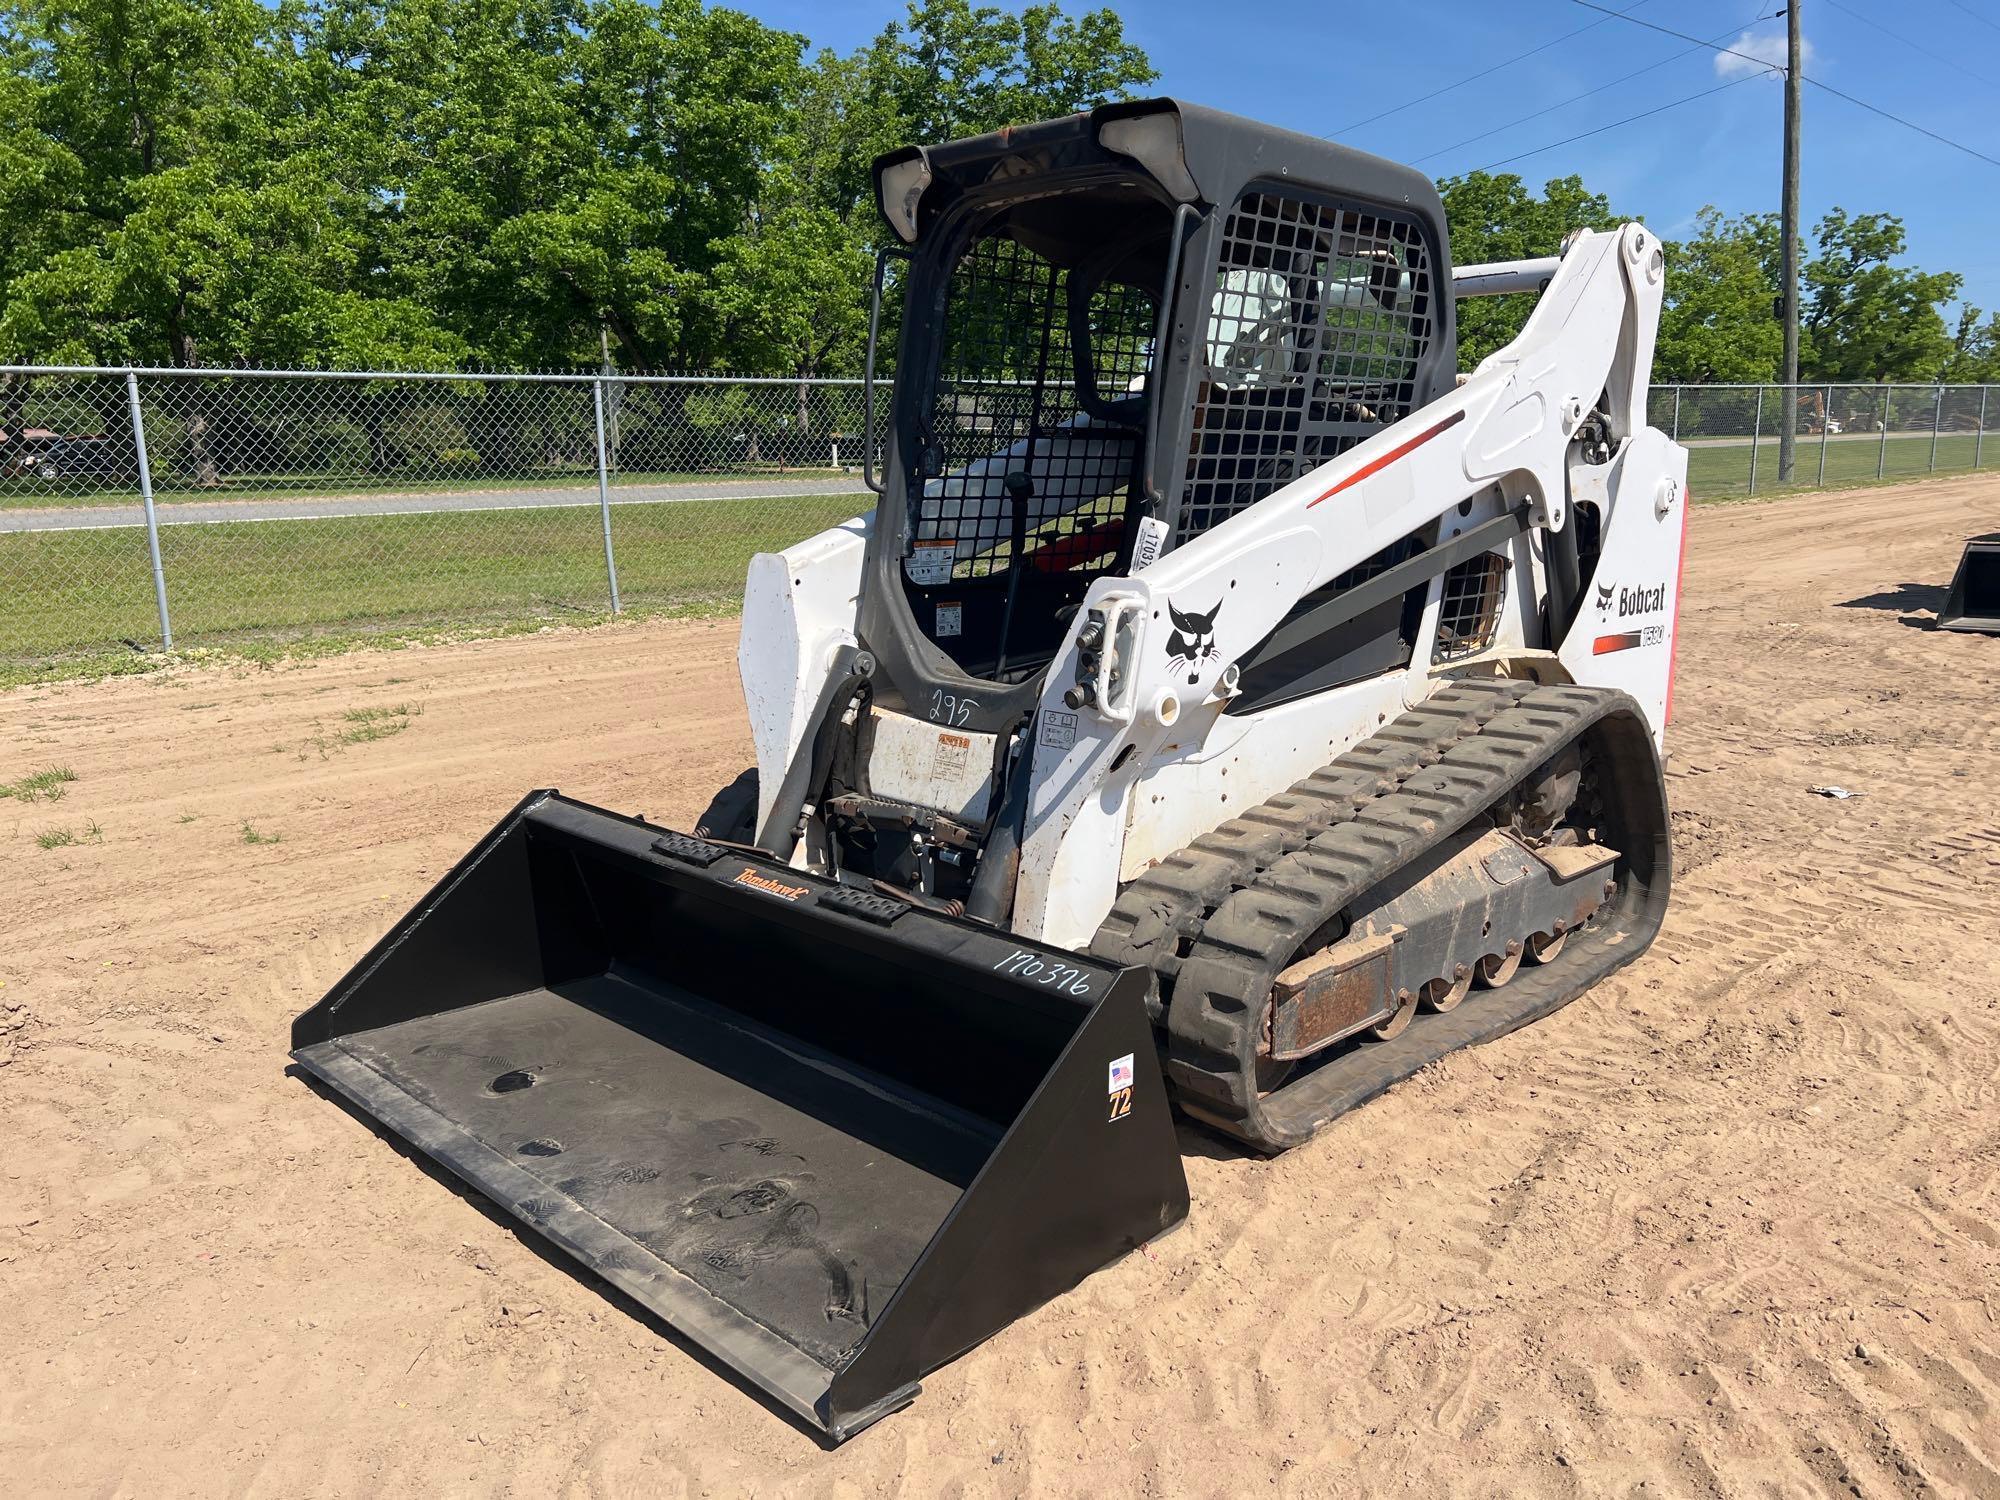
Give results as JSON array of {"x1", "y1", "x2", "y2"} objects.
[
  {"x1": 1938, "y1": 532, "x2": 2000, "y2": 633},
  {"x1": 290, "y1": 792, "x2": 1188, "y2": 1441}
]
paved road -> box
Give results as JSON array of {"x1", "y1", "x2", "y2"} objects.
[{"x1": 0, "y1": 474, "x2": 871, "y2": 533}]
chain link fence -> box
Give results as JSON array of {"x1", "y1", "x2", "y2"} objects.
[
  {"x1": 1647, "y1": 382, "x2": 1993, "y2": 497},
  {"x1": 2, "y1": 368, "x2": 1993, "y2": 678},
  {"x1": 1, "y1": 366, "x2": 880, "y2": 676}
]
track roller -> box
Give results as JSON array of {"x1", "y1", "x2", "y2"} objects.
[
  {"x1": 1477, "y1": 941, "x2": 1523, "y2": 987},
  {"x1": 1421, "y1": 966, "x2": 1473, "y2": 1013}
]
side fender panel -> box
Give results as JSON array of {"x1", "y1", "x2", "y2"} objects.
[
  {"x1": 1557, "y1": 431, "x2": 1687, "y2": 745},
  {"x1": 740, "y1": 511, "x2": 873, "y2": 830}
]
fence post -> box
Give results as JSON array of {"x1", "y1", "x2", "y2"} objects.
[
  {"x1": 1671, "y1": 386, "x2": 1681, "y2": 442},
  {"x1": 1877, "y1": 387, "x2": 1891, "y2": 479},
  {"x1": 1978, "y1": 386, "x2": 1989, "y2": 470},
  {"x1": 1817, "y1": 384, "x2": 1831, "y2": 487},
  {"x1": 592, "y1": 378, "x2": 622, "y2": 614},
  {"x1": 1748, "y1": 385, "x2": 1764, "y2": 494},
  {"x1": 124, "y1": 369, "x2": 172, "y2": 649},
  {"x1": 1930, "y1": 384, "x2": 1945, "y2": 472}
]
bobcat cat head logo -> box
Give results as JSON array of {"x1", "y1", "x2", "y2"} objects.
[
  {"x1": 1166, "y1": 600, "x2": 1221, "y2": 681},
  {"x1": 1595, "y1": 581, "x2": 1615, "y2": 615}
]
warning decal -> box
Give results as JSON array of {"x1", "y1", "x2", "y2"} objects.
[
  {"x1": 931, "y1": 730, "x2": 972, "y2": 779},
  {"x1": 906, "y1": 539, "x2": 956, "y2": 585}
]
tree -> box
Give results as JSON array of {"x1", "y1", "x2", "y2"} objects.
[
  {"x1": 1435, "y1": 172, "x2": 1622, "y2": 368},
  {"x1": 861, "y1": 0, "x2": 1152, "y2": 149},
  {"x1": 1654, "y1": 208, "x2": 1781, "y2": 383},
  {"x1": 1944, "y1": 305, "x2": 2000, "y2": 384},
  {"x1": 346, "y1": 0, "x2": 807, "y2": 372},
  {"x1": 1800, "y1": 210, "x2": 1959, "y2": 383},
  {"x1": 0, "y1": 0, "x2": 462, "y2": 371}
]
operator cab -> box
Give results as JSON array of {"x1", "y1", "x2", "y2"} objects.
[{"x1": 858, "y1": 99, "x2": 1460, "y2": 730}]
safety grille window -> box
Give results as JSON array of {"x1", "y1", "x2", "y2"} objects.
[
  {"x1": 1176, "y1": 190, "x2": 1435, "y2": 544},
  {"x1": 1086, "y1": 281, "x2": 1157, "y2": 407},
  {"x1": 1432, "y1": 552, "x2": 1509, "y2": 663},
  {"x1": 906, "y1": 232, "x2": 1156, "y2": 586}
]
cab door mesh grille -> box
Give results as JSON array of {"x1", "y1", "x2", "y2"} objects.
[
  {"x1": 910, "y1": 235, "x2": 1151, "y2": 584},
  {"x1": 1176, "y1": 190, "x2": 1437, "y2": 545}
]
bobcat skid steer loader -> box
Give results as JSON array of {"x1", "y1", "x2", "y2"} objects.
[{"x1": 292, "y1": 99, "x2": 1686, "y2": 1440}]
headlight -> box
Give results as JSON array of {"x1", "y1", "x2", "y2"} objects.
[{"x1": 877, "y1": 153, "x2": 933, "y2": 244}]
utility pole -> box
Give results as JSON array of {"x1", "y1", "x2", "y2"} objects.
[{"x1": 1778, "y1": 2, "x2": 1803, "y2": 481}]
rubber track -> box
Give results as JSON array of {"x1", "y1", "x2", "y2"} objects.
[
  {"x1": 1092, "y1": 681, "x2": 1668, "y2": 1152},
  {"x1": 1089, "y1": 677, "x2": 1539, "y2": 1010}
]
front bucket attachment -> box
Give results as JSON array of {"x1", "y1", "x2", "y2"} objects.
[
  {"x1": 291, "y1": 792, "x2": 1187, "y2": 1441},
  {"x1": 1938, "y1": 532, "x2": 2000, "y2": 633}
]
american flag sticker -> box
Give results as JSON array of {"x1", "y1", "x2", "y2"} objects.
[{"x1": 1108, "y1": 1054, "x2": 1134, "y2": 1094}]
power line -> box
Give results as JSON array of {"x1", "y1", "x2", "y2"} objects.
[
  {"x1": 1942, "y1": 0, "x2": 2000, "y2": 39},
  {"x1": 1804, "y1": 76, "x2": 2000, "y2": 168},
  {"x1": 1471, "y1": 74, "x2": 1763, "y2": 172},
  {"x1": 1412, "y1": 14, "x2": 1770, "y2": 167},
  {"x1": 1565, "y1": 0, "x2": 1784, "y2": 75},
  {"x1": 1574, "y1": 0, "x2": 2000, "y2": 173},
  {"x1": 1331, "y1": 0, "x2": 1654, "y2": 136},
  {"x1": 1821, "y1": 0, "x2": 2000, "y2": 93}
]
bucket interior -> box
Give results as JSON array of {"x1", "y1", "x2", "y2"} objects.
[
  {"x1": 296, "y1": 797, "x2": 1098, "y2": 1374},
  {"x1": 1954, "y1": 543, "x2": 2000, "y2": 619}
]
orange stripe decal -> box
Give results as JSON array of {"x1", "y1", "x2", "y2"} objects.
[{"x1": 1305, "y1": 408, "x2": 1466, "y2": 509}]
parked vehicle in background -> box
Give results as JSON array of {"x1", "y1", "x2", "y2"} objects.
[{"x1": 0, "y1": 430, "x2": 136, "y2": 483}]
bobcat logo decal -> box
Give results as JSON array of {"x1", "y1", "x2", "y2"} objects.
[
  {"x1": 1595, "y1": 581, "x2": 1616, "y2": 616},
  {"x1": 1166, "y1": 600, "x2": 1221, "y2": 682}
]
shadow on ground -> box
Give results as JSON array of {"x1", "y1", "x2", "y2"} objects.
[{"x1": 1836, "y1": 582, "x2": 1946, "y2": 624}]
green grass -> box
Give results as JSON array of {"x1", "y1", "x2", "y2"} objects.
[
  {"x1": 294, "y1": 701, "x2": 423, "y2": 759},
  {"x1": 1684, "y1": 431, "x2": 1986, "y2": 497},
  {"x1": 340, "y1": 701, "x2": 421, "y2": 740},
  {"x1": 33, "y1": 820, "x2": 101, "y2": 850},
  {"x1": 239, "y1": 821, "x2": 280, "y2": 845},
  {"x1": 0, "y1": 491, "x2": 859, "y2": 685},
  {"x1": 4, "y1": 764, "x2": 76, "y2": 801}
]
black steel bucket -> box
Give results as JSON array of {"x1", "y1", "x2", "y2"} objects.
[
  {"x1": 291, "y1": 792, "x2": 1187, "y2": 1440},
  {"x1": 1938, "y1": 532, "x2": 2000, "y2": 633}
]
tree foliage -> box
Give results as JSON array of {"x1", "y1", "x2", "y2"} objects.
[
  {"x1": 1655, "y1": 208, "x2": 1782, "y2": 383},
  {"x1": 0, "y1": 0, "x2": 1153, "y2": 372},
  {"x1": 0, "y1": 0, "x2": 1980, "y2": 385},
  {"x1": 1439, "y1": 170, "x2": 1974, "y2": 385},
  {"x1": 1437, "y1": 171, "x2": 1621, "y2": 369}
]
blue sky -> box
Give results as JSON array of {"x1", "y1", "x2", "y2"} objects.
[{"x1": 737, "y1": 0, "x2": 2000, "y2": 318}]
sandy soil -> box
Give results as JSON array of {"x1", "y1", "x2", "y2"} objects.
[{"x1": 3, "y1": 476, "x2": 1998, "y2": 1498}]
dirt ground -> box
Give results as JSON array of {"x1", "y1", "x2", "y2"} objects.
[{"x1": 3, "y1": 475, "x2": 1998, "y2": 1498}]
